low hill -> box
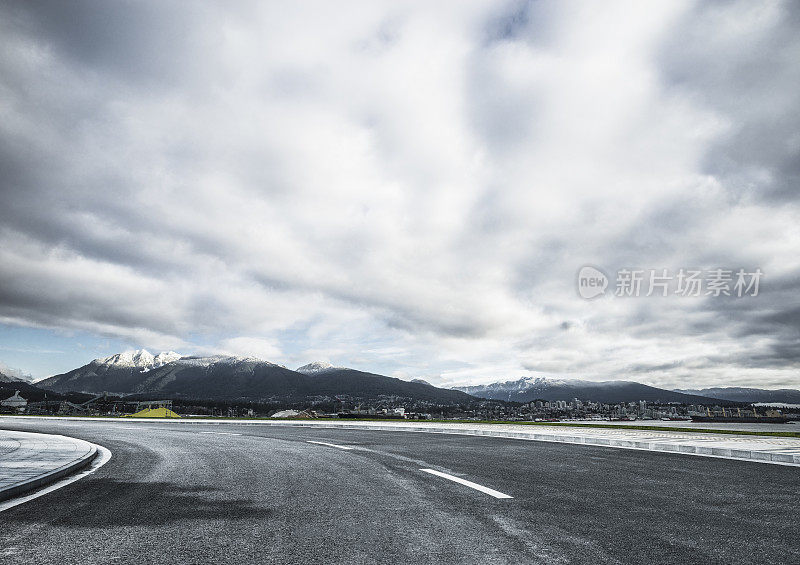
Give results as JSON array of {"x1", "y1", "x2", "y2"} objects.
[
  {"x1": 0, "y1": 377, "x2": 84, "y2": 403},
  {"x1": 296, "y1": 365, "x2": 473, "y2": 404},
  {"x1": 674, "y1": 387, "x2": 800, "y2": 404}
]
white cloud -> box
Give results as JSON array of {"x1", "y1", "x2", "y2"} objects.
[
  {"x1": 217, "y1": 337, "x2": 282, "y2": 361},
  {"x1": 0, "y1": 0, "x2": 798, "y2": 389}
]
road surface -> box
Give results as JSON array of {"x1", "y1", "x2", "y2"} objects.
[{"x1": 1, "y1": 419, "x2": 798, "y2": 564}]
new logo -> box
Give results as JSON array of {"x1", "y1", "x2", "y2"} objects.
[{"x1": 577, "y1": 266, "x2": 608, "y2": 299}]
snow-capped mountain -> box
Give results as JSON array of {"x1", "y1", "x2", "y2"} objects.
[
  {"x1": 454, "y1": 376, "x2": 726, "y2": 404},
  {"x1": 132, "y1": 355, "x2": 297, "y2": 398},
  {"x1": 37, "y1": 349, "x2": 183, "y2": 394},
  {"x1": 296, "y1": 361, "x2": 341, "y2": 375},
  {"x1": 0, "y1": 371, "x2": 21, "y2": 384},
  {"x1": 172, "y1": 355, "x2": 273, "y2": 368},
  {"x1": 0, "y1": 363, "x2": 35, "y2": 383},
  {"x1": 37, "y1": 353, "x2": 289, "y2": 396},
  {"x1": 38, "y1": 352, "x2": 476, "y2": 403},
  {"x1": 455, "y1": 376, "x2": 586, "y2": 398},
  {"x1": 96, "y1": 349, "x2": 182, "y2": 371}
]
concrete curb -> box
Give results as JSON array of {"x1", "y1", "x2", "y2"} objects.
[
  {"x1": 249, "y1": 421, "x2": 800, "y2": 466},
  {"x1": 3, "y1": 416, "x2": 799, "y2": 467},
  {"x1": 0, "y1": 433, "x2": 98, "y2": 503}
]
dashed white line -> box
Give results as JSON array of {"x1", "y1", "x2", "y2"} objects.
[
  {"x1": 420, "y1": 469, "x2": 513, "y2": 499},
  {"x1": 306, "y1": 440, "x2": 354, "y2": 450},
  {"x1": 199, "y1": 431, "x2": 242, "y2": 436}
]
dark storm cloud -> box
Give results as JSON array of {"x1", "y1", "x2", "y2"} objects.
[
  {"x1": 659, "y1": 1, "x2": 800, "y2": 203},
  {"x1": 6, "y1": 0, "x2": 222, "y2": 87},
  {"x1": 623, "y1": 361, "x2": 685, "y2": 374},
  {"x1": 484, "y1": 0, "x2": 559, "y2": 48}
]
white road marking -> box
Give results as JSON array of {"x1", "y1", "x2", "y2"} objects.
[
  {"x1": 419, "y1": 468, "x2": 513, "y2": 499},
  {"x1": 199, "y1": 431, "x2": 241, "y2": 436},
  {"x1": 0, "y1": 444, "x2": 112, "y2": 513},
  {"x1": 307, "y1": 440, "x2": 353, "y2": 450}
]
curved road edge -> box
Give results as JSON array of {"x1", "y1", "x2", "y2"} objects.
[{"x1": 0, "y1": 429, "x2": 110, "y2": 509}]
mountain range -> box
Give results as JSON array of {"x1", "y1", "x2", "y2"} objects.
[
  {"x1": 36, "y1": 349, "x2": 183, "y2": 395},
  {"x1": 674, "y1": 387, "x2": 800, "y2": 404},
  {"x1": 36, "y1": 351, "x2": 474, "y2": 404},
  {"x1": 25, "y1": 351, "x2": 800, "y2": 405},
  {"x1": 454, "y1": 377, "x2": 733, "y2": 404}
]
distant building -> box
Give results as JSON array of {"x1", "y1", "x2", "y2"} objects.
[
  {"x1": 271, "y1": 409, "x2": 314, "y2": 419},
  {"x1": 271, "y1": 409, "x2": 302, "y2": 418},
  {"x1": 1, "y1": 390, "x2": 27, "y2": 412}
]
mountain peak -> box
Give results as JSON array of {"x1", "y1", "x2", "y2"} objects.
[
  {"x1": 36, "y1": 355, "x2": 475, "y2": 403},
  {"x1": 296, "y1": 361, "x2": 340, "y2": 374},
  {"x1": 0, "y1": 371, "x2": 20, "y2": 383},
  {"x1": 95, "y1": 349, "x2": 182, "y2": 371},
  {"x1": 153, "y1": 351, "x2": 182, "y2": 365}
]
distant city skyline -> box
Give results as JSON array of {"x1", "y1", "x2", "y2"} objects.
[{"x1": 1, "y1": 1, "x2": 799, "y2": 389}]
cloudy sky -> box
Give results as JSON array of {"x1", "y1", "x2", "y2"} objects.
[{"x1": 0, "y1": 1, "x2": 798, "y2": 389}]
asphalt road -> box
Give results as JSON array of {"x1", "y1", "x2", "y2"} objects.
[{"x1": 1, "y1": 420, "x2": 798, "y2": 564}]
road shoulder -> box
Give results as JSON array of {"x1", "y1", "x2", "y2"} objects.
[{"x1": 0, "y1": 429, "x2": 98, "y2": 502}]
